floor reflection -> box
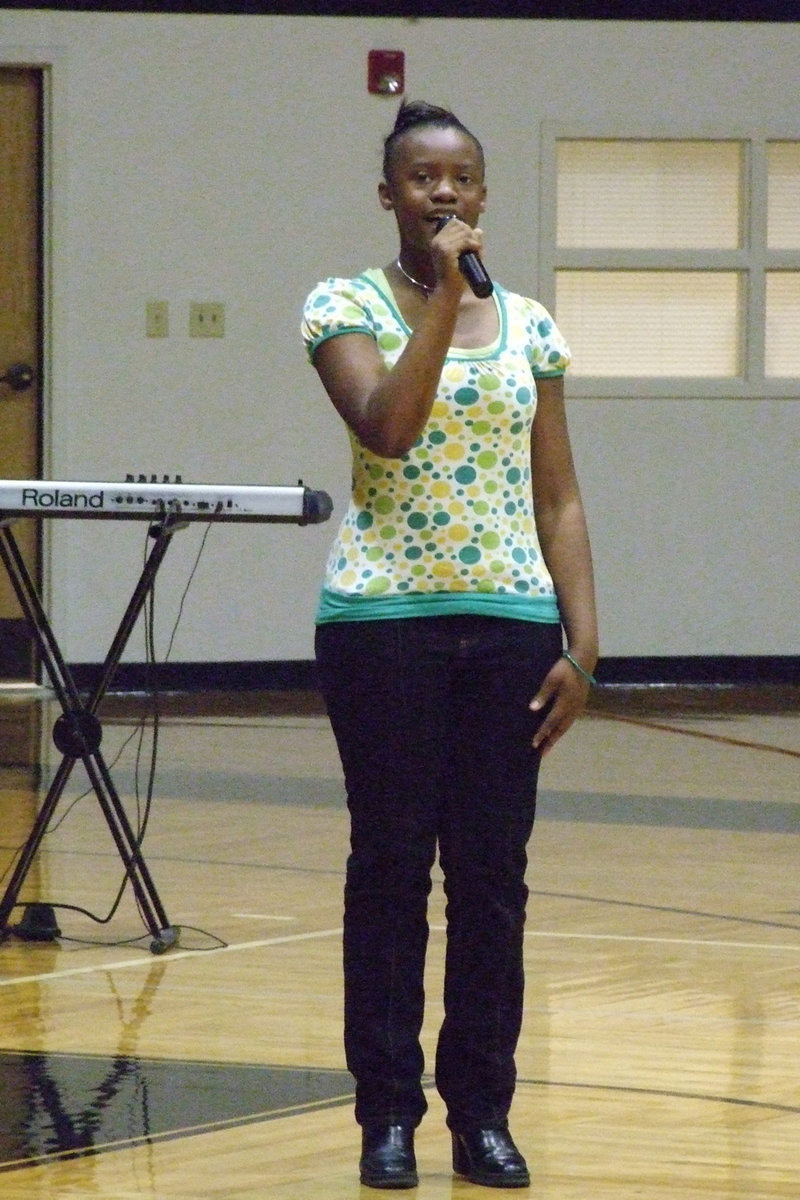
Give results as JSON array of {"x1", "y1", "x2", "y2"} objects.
[{"x1": 0, "y1": 1050, "x2": 354, "y2": 1171}]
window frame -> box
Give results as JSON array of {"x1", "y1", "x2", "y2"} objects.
[{"x1": 538, "y1": 122, "x2": 800, "y2": 398}]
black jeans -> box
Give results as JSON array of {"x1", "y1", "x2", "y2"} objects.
[{"x1": 315, "y1": 614, "x2": 562, "y2": 1132}]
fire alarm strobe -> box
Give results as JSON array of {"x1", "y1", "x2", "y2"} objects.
[{"x1": 368, "y1": 50, "x2": 405, "y2": 96}]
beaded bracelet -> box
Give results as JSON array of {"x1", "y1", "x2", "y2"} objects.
[{"x1": 562, "y1": 650, "x2": 597, "y2": 687}]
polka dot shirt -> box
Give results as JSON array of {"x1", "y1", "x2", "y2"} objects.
[{"x1": 302, "y1": 269, "x2": 570, "y2": 625}]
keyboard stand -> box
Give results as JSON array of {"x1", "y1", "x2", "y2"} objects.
[{"x1": 0, "y1": 508, "x2": 185, "y2": 954}]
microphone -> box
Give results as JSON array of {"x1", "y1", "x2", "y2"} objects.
[{"x1": 436, "y1": 215, "x2": 493, "y2": 298}]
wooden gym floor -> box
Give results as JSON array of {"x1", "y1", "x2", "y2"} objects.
[{"x1": 0, "y1": 683, "x2": 798, "y2": 1198}]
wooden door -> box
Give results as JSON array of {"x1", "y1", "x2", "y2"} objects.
[{"x1": 0, "y1": 68, "x2": 43, "y2": 682}]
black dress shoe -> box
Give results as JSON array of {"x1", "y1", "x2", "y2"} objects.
[
  {"x1": 451, "y1": 1126, "x2": 530, "y2": 1188},
  {"x1": 359, "y1": 1124, "x2": 418, "y2": 1189}
]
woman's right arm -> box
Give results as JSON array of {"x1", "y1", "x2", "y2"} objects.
[
  {"x1": 312, "y1": 283, "x2": 461, "y2": 459},
  {"x1": 311, "y1": 219, "x2": 482, "y2": 458}
]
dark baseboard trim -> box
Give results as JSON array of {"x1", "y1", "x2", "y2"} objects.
[
  {"x1": 595, "y1": 655, "x2": 799, "y2": 687},
  {"x1": 63, "y1": 655, "x2": 799, "y2": 695},
  {"x1": 67, "y1": 659, "x2": 320, "y2": 694}
]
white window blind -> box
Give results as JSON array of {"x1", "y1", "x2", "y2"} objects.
[
  {"x1": 765, "y1": 272, "x2": 800, "y2": 376},
  {"x1": 556, "y1": 271, "x2": 740, "y2": 377},
  {"x1": 767, "y1": 143, "x2": 800, "y2": 249},
  {"x1": 556, "y1": 139, "x2": 742, "y2": 250}
]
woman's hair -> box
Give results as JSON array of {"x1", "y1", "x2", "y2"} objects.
[{"x1": 382, "y1": 100, "x2": 485, "y2": 182}]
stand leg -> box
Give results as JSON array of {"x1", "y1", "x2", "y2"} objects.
[{"x1": 0, "y1": 516, "x2": 182, "y2": 954}]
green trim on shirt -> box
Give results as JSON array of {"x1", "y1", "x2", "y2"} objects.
[
  {"x1": 362, "y1": 268, "x2": 508, "y2": 360},
  {"x1": 305, "y1": 323, "x2": 373, "y2": 363},
  {"x1": 316, "y1": 587, "x2": 562, "y2": 625}
]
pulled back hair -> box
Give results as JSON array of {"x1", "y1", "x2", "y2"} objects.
[{"x1": 382, "y1": 100, "x2": 485, "y2": 183}]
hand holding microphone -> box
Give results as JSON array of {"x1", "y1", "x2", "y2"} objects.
[{"x1": 435, "y1": 215, "x2": 493, "y2": 299}]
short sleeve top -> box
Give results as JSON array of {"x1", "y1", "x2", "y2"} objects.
[{"x1": 302, "y1": 269, "x2": 570, "y2": 625}]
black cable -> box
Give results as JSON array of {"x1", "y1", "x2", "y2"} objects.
[{"x1": 47, "y1": 921, "x2": 228, "y2": 952}]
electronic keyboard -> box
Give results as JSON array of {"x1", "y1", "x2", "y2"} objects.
[
  {"x1": 0, "y1": 473, "x2": 332, "y2": 954},
  {"x1": 0, "y1": 477, "x2": 333, "y2": 524}
]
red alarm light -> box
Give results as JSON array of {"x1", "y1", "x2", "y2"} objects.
[{"x1": 368, "y1": 50, "x2": 405, "y2": 96}]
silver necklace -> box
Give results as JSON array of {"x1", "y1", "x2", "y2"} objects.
[{"x1": 395, "y1": 257, "x2": 433, "y2": 296}]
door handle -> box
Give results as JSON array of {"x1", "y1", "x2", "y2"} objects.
[{"x1": 0, "y1": 363, "x2": 35, "y2": 392}]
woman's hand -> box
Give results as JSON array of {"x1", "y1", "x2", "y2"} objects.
[
  {"x1": 430, "y1": 215, "x2": 484, "y2": 291},
  {"x1": 529, "y1": 653, "x2": 592, "y2": 757}
]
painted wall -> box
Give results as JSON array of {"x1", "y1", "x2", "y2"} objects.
[{"x1": 1, "y1": 13, "x2": 797, "y2": 663}]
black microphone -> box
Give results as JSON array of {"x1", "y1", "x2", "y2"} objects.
[{"x1": 436, "y1": 215, "x2": 493, "y2": 298}]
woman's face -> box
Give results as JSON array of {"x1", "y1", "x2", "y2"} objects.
[{"x1": 379, "y1": 125, "x2": 487, "y2": 252}]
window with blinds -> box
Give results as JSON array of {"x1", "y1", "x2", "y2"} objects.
[
  {"x1": 540, "y1": 132, "x2": 800, "y2": 395},
  {"x1": 765, "y1": 142, "x2": 800, "y2": 378}
]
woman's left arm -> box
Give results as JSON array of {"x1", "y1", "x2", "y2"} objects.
[{"x1": 528, "y1": 375, "x2": 599, "y2": 755}]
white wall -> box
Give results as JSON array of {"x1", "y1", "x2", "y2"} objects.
[{"x1": 1, "y1": 13, "x2": 797, "y2": 662}]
